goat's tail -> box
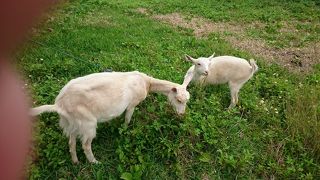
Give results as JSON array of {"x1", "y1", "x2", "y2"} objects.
[
  {"x1": 30, "y1": 105, "x2": 57, "y2": 116},
  {"x1": 249, "y1": 59, "x2": 258, "y2": 74}
]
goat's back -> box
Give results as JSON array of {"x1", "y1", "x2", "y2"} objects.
[
  {"x1": 206, "y1": 56, "x2": 253, "y2": 84},
  {"x1": 55, "y1": 71, "x2": 149, "y2": 121}
]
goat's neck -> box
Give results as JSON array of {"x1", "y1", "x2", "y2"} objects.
[
  {"x1": 191, "y1": 67, "x2": 207, "y2": 84},
  {"x1": 148, "y1": 77, "x2": 178, "y2": 95},
  {"x1": 192, "y1": 70, "x2": 202, "y2": 81}
]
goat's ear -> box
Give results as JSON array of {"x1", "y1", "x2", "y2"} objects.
[
  {"x1": 185, "y1": 54, "x2": 195, "y2": 62},
  {"x1": 208, "y1": 52, "x2": 215, "y2": 61},
  {"x1": 171, "y1": 87, "x2": 177, "y2": 93}
]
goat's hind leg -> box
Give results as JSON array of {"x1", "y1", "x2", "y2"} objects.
[
  {"x1": 228, "y1": 82, "x2": 243, "y2": 109},
  {"x1": 81, "y1": 121, "x2": 99, "y2": 163},
  {"x1": 59, "y1": 116, "x2": 79, "y2": 164},
  {"x1": 69, "y1": 132, "x2": 79, "y2": 164}
]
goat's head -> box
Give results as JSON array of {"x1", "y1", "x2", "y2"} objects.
[
  {"x1": 168, "y1": 86, "x2": 190, "y2": 116},
  {"x1": 185, "y1": 53, "x2": 215, "y2": 76}
]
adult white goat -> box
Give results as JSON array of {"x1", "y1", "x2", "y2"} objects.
[
  {"x1": 31, "y1": 71, "x2": 190, "y2": 164},
  {"x1": 183, "y1": 54, "x2": 258, "y2": 108}
]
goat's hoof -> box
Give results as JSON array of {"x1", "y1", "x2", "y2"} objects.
[
  {"x1": 73, "y1": 160, "x2": 80, "y2": 164},
  {"x1": 91, "y1": 159, "x2": 101, "y2": 164},
  {"x1": 227, "y1": 107, "x2": 234, "y2": 111},
  {"x1": 227, "y1": 105, "x2": 235, "y2": 110}
]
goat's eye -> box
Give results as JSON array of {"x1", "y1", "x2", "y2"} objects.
[
  {"x1": 177, "y1": 99, "x2": 182, "y2": 103},
  {"x1": 197, "y1": 63, "x2": 201, "y2": 66}
]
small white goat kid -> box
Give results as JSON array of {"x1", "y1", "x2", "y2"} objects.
[
  {"x1": 31, "y1": 71, "x2": 190, "y2": 164},
  {"x1": 183, "y1": 54, "x2": 258, "y2": 108}
]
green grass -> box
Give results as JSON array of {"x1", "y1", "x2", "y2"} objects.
[
  {"x1": 17, "y1": 0, "x2": 320, "y2": 179},
  {"x1": 106, "y1": 0, "x2": 320, "y2": 48}
]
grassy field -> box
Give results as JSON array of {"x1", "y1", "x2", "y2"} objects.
[{"x1": 18, "y1": 0, "x2": 320, "y2": 179}]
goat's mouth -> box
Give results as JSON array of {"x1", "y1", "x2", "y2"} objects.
[
  {"x1": 177, "y1": 113, "x2": 185, "y2": 118},
  {"x1": 176, "y1": 111, "x2": 185, "y2": 116},
  {"x1": 202, "y1": 72, "x2": 208, "y2": 76}
]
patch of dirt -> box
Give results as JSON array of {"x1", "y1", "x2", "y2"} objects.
[
  {"x1": 80, "y1": 12, "x2": 111, "y2": 27},
  {"x1": 279, "y1": 21, "x2": 299, "y2": 34},
  {"x1": 202, "y1": 173, "x2": 210, "y2": 180},
  {"x1": 141, "y1": 11, "x2": 319, "y2": 73},
  {"x1": 135, "y1": 7, "x2": 149, "y2": 15},
  {"x1": 153, "y1": 13, "x2": 244, "y2": 37},
  {"x1": 227, "y1": 36, "x2": 319, "y2": 72}
]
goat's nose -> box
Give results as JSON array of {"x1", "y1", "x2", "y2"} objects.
[{"x1": 204, "y1": 71, "x2": 209, "y2": 75}]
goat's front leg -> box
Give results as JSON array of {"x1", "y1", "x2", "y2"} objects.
[{"x1": 125, "y1": 106, "x2": 135, "y2": 125}]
